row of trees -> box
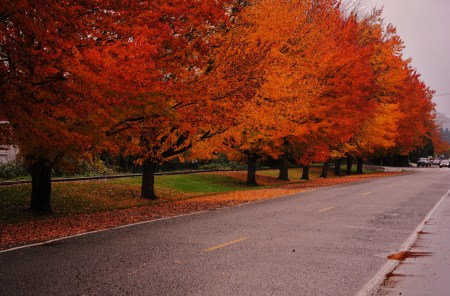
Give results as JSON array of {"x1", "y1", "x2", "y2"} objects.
[{"x1": 1, "y1": 0, "x2": 446, "y2": 213}]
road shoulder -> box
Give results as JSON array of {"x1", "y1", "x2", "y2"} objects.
[{"x1": 376, "y1": 190, "x2": 450, "y2": 295}]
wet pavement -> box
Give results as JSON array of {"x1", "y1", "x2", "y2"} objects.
[
  {"x1": 2, "y1": 169, "x2": 449, "y2": 295},
  {"x1": 377, "y1": 189, "x2": 450, "y2": 296}
]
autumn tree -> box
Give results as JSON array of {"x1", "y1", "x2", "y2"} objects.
[
  {"x1": 105, "y1": 0, "x2": 272, "y2": 198},
  {"x1": 0, "y1": 0, "x2": 131, "y2": 212},
  {"x1": 0, "y1": 0, "x2": 241, "y2": 209},
  {"x1": 349, "y1": 10, "x2": 439, "y2": 167},
  {"x1": 332, "y1": 11, "x2": 398, "y2": 173},
  {"x1": 183, "y1": 1, "x2": 441, "y2": 184},
  {"x1": 279, "y1": 2, "x2": 375, "y2": 178},
  {"x1": 211, "y1": 0, "x2": 374, "y2": 183},
  {"x1": 214, "y1": 0, "x2": 319, "y2": 185},
  {"x1": 393, "y1": 68, "x2": 437, "y2": 164}
]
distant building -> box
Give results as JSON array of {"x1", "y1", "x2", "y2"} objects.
[
  {"x1": 0, "y1": 120, "x2": 18, "y2": 164},
  {"x1": 0, "y1": 145, "x2": 19, "y2": 164}
]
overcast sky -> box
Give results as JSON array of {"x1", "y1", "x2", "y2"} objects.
[{"x1": 352, "y1": 0, "x2": 450, "y2": 116}]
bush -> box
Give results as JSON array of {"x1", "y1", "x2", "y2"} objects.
[
  {"x1": 0, "y1": 160, "x2": 29, "y2": 180},
  {"x1": 198, "y1": 162, "x2": 232, "y2": 170},
  {"x1": 0, "y1": 158, "x2": 120, "y2": 181},
  {"x1": 198, "y1": 155, "x2": 245, "y2": 171},
  {"x1": 52, "y1": 159, "x2": 118, "y2": 177}
]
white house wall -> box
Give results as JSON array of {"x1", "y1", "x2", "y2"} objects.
[{"x1": 0, "y1": 145, "x2": 18, "y2": 164}]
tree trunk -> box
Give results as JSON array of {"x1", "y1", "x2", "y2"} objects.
[
  {"x1": 141, "y1": 159, "x2": 158, "y2": 199},
  {"x1": 356, "y1": 157, "x2": 363, "y2": 174},
  {"x1": 278, "y1": 155, "x2": 289, "y2": 181},
  {"x1": 346, "y1": 156, "x2": 353, "y2": 175},
  {"x1": 29, "y1": 159, "x2": 53, "y2": 213},
  {"x1": 320, "y1": 161, "x2": 329, "y2": 178},
  {"x1": 301, "y1": 164, "x2": 310, "y2": 180},
  {"x1": 246, "y1": 153, "x2": 259, "y2": 185},
  {"x1": 334, "y1": 158, "x2": 342, "y2": 176}
]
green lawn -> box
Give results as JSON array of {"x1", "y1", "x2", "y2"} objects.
[{"x1": 158, "y1": 174, "x2": 251, "y2": 193}]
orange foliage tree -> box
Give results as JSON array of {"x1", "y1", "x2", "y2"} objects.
[
  {"x1": 0, "y1": 0, "x2": 241, "y2": 209},
  {"x1": 106, "y1": 0, "x2": 271, "y2": 198},
  {"x1": 293, "y1": 6, "x2": 375, "y2": 178},
  {"x1": 0, "y1": 0, "x2": 131, "y2": 212},
  {"x1": 1, "y1": 0, "x2": 444, "y2": 213},
  {"x1": 213, "y1": 0, "x2": 317, "y2": 185},
  {"x1": 253, "y1": 1, "x2": 375, "y2": 180},
  {"x1": 393, "y1": 69, "x2": 437, "y2": 163},
  {"x1": 348, "y1": 11, "x2": 440, "y2": 167}
]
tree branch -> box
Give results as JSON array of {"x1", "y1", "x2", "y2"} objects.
[{"x1": 106, "y1": 116, "x2": 145, "y2": 136}]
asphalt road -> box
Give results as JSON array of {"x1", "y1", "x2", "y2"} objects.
[{"x1": 1, "y1": 168, "x2": 449, "y2": 296}]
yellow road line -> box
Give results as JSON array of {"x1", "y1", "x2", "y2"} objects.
[
  {"x1": 319, "y1": 206, "x2": 334, "y2": 213},
  {"x1": 362, "y1": 192, "x2": 372, "y2": 196},
  {"x1": 205, "y1": 237, "x2": 248, "y2": 252}
]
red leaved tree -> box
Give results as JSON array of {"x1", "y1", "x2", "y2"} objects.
[
  {"x1": 0, "y1": 0, "x2": 132, "y2": 212},
  {"x1": 106, "y1": 0, "x2": 271, "y2": 198}
]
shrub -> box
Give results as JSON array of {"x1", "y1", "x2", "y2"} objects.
[
  {"x1": 0, "y1": 160, "x2": 29, "y2": 180},
  {"x1": 52, "y1": 159, "x2": 118, "y2": 177},
  {"x1": 198, "y1": 155, "x2": 245, "y2": 171}
]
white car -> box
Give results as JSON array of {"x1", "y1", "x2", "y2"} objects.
[
  {"x1": 439, "y1": 160, "x2": 450, "y2": 168},
  {"x1": 432, "y1": 159, "x2": 441, "y2": 165},
  {"x1": 417, "y1": 158, "x2": 431, "y2": 167}
]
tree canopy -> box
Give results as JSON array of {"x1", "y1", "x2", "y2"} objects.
[{"x1": 1, "y1": 0, "x2": 445, "y2": 211}]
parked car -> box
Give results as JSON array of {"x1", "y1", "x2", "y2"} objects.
[
  {"x1": 439, "y1": 159, "x2": 450, "y2": 168},
  {"x1": 432, "y1": 159, "x2": 441, "y2": 165},
  {"x1": 417, "y1": 158, "x2": 431, "y2": 167}
]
